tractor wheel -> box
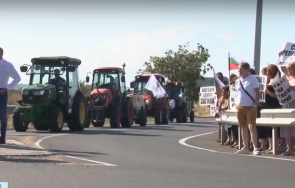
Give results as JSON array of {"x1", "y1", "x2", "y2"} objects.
[
  {"x1": 110, "y1": 105, "x2": 121, "y2": 128},
  {"x1": 48, "y1": 105, "x2": 64, "y2": 132},
  {"x1": 182, "y1": 103, "x2": 188, "y2": 123},
  {"x1": 33, "y1": 123, "x2": 48, "y2": 131},
  {"x1": 189, "y1": 111, "x2": 195, "y2": 122},
  {"x1": 161, "y1": 102, "x2": 169, "y2": 125},
  {"x1": 13, "y1": 107, "x2": 29, "y2": 132},
  {"x1": 139, "y1": 106, "x2": 147, "y2": 126},
  {"x1": 85, "y1": 111, "x2": 91, "y2": 128},
  {"x1": 121, "y1": 98, "x2": 134, "y2": 128},
  {"x1": 68, "y1": 94, "x2": 88, "y2": 132},
  {"x1": 154, "y1": 107, "x2": 162, "y2": 125},
  {"x1": 176, "y1": 110, "x2": 183, "y2": 123},
  {"x1": 92, "y1": 119, "x2": 105, "y2": 127}
]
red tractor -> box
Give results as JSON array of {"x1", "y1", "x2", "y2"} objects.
[
  {"x1": 130, "y1": 74, "x2": 170, "y2": 125},
  {"x1": 85, "y1": 64, "x2": 147, "y2": 128}
]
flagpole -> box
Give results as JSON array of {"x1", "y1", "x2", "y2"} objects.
[{"x1": 228, "y1": 52, "x2": 230, "y2": 85}]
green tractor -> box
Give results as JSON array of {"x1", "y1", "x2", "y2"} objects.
[
  {"x1": 163, "y1": 82, "x2": 195, "y2": 123},
  {"x1": 13, "y1": 56, "x2": 89, "y2": 132}
]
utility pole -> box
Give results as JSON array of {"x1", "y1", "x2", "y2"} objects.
[{"x1": 253, "y1": 0, "x2": 263, "y2": 74}]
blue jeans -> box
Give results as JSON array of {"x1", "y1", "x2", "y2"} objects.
[{"x1": 0, "y1": 91, "x2": 8, "y2": 140}]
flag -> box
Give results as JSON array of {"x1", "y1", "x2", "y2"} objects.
[
  {"x1": 145, "y1": 74, "x2": 166, "y2": 98},
  {"x1": 229, "y1": 57, "x2": 239, "y2": 70},
  {"x1": 213, "y1": 68, "x2": 225, "y2": 99}
]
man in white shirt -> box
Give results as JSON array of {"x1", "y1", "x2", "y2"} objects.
[{"x1": 0, "y1": 47, "x2": 21, "y2": 144}]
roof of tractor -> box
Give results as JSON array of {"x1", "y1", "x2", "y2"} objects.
[
  {"x1": 31, "y1": 56, "x2": 81, "y2": 66},
  {"x1": 163, "y1": 82, "x2": 183, "y2": 86},
  {"x1": 94, "y1": 67, "x2": 125, "y2": 73},
  {"x1": 135, "y1": 73, "x2": 165, "y2": 78}
]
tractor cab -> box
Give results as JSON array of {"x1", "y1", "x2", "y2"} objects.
[
  {"x1": 20, "y1": 57, "x2": 79, "y2": 114},
  {"x1": 163, "y1": 82, "x2": 186, "y2": 101},
  {"x1": 86, "y1": 64, "x2": 126, "y2": 107},
  {"x1": 14, "y1": 56, "x2": 88, "y2": 133}
]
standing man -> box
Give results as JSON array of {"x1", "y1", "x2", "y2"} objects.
[{"x1": 0, "y1": 47, "x2": 21, "y2": 144}]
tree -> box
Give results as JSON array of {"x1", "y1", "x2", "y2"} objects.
[{"x1": 137, "y1": 42, "x2": 212, "y2": 101}]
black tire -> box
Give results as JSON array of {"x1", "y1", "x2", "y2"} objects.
[
  {"x1": 110, "y1": 105, "x2": 121, "y2": 128},
  {"x1": 92, "y1": 119, "x2": 105, "y2": 127},
  {"x1": 176, "y1": 110, "x2": 182, "y2": 123},
  {"x1": 154, "y1": 107, "x2": 162, "y2": 125},
  {"x1": 182, "y1": 103, "x2": 188, "y2": 123},
  {"x1": 189, "y1": 111, "x2": 194, "y2": 122},
  {"x1": 121, "y1": 98, "x2": 134, "y2": 128},
  {"x1": 169, "y1": 116, "x2": 174, "y2": 122},
  {"x1": 161, "y1": 101, "x2": 169, "y2": 125},
  {"x1": 139, "y1": 107, "x2": 147, "y2": 126},
  {"x1": 33, "y1": 123, "x2": 48, "y2": 131},
  {"x1": 13, "y1": 107, "x2": 29, "y2": 132},
  {"x1": 85, "y1": 110, "x2": 91, "y2": 128},
  {"x1": 68, "y1": 94, "x2": 88, "y2": 132},
  {"x1": 49, "y1": 105, "x2": 64, "y2": 132}
]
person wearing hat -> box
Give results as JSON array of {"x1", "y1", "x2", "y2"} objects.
[{"x1": 0, "y1": 47, "x2": 21, "y2": 144}]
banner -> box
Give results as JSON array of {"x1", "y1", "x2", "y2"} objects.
[
  {"x1": 277, "y1": 42, "x2": 295, "y2": 66},
  {"x1": 199, "y1": 86, "x2": 216, "y2": 106},
  {"x1": 254, "y1": 75, "x2": 267, "y2": 102},
  {"x1": 272, "y1": 74, "x2": 295, "y2": 105}
]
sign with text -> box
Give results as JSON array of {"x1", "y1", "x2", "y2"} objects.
[
  {"x1": 229, "y1": 87, "x2": 238, "y2": 109},
  {"x1": 277, "y1": 42, "x2": 295, "y2": 66},
  {"x1": 199, "y1": 86, "x2": 216, "y2": 106},
  {"x1": 0, "y1": 182, "x2": 8, "y2": 188},
  {"x1": 254, "y1": 75, "x2": 267, "y2": 102},
  {"x1": 272, "y1": 74, "x2": 295, "y2": 105}
]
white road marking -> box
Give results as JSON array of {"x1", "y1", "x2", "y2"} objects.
[
  {"x1": 34, "y1": 134, "x2": 117, "y2": 166},
  {"x1": 179, "y1": 132, "x2": 295, "y2": 162}
]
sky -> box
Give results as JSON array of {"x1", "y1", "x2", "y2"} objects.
[{"x1": 1, "y1": 0, "x2": 294, "y2": 86}]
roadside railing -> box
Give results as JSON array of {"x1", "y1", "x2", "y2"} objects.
[{"x1": 216, "y1": 109, "x2": 295, "y2": 155}]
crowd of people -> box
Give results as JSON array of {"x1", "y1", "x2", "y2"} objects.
[{"x1": 215, "y1": 59, "x2": 295, "y2": 156}]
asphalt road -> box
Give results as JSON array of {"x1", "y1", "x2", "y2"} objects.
[{"x1": 1, "y1": 118, "x2": 295, "y2": 188}]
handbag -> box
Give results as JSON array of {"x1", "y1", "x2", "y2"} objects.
[{"x1": 239, "y1": 80, "x2": 255, "y2": 103}]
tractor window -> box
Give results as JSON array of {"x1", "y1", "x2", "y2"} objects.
[
  {"x1": 165, "y1": 84, "x2": 181, "y2": 98},
  {"x1": 134, "y1": 80, "x2": 152, "y2": 95},
  {"x1": 28, "y1": 65, "x2": 66, "y2": 85},
  {"x1": 92, "y1": 71, "x2": 120, "y2": 90}
]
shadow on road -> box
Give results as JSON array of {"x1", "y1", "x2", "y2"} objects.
[
  {"x1": 0, "y1": 156, "x2": 69, "y2": 164},
  {"x1": 47, "y1": 149, "x2": 108, "y2": 158},
  {"x1": 0, "y1": 144, "x2": 44, "y2": 151},
  {"x1": 33, "y1": 129, "x2": 162, "y2": 137},
  {"x1": 129, "y1": 125, "x2": 193, "y2": 132}
]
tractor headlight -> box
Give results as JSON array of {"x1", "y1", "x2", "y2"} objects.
[
  {"x1": 33, "y1": 90, "x2": 45, "y2": 95},
  {"x1": 145, "y1": 99, "x2": 150, "y2": 104},
  {"x1": 179, "y1": 94, "x2": 182, "y2": 97},
  {"x1": 22, "y1": 90, "x2": 29, "y2": 95}
]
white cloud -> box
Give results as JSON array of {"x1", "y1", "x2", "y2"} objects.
[{"x1": 216, "y1": 34, "x2": 236, "y2": 42}]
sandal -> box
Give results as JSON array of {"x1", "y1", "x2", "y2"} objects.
[{"x1": 216, "y1": 139, "x2": 221, "y2": 142}]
